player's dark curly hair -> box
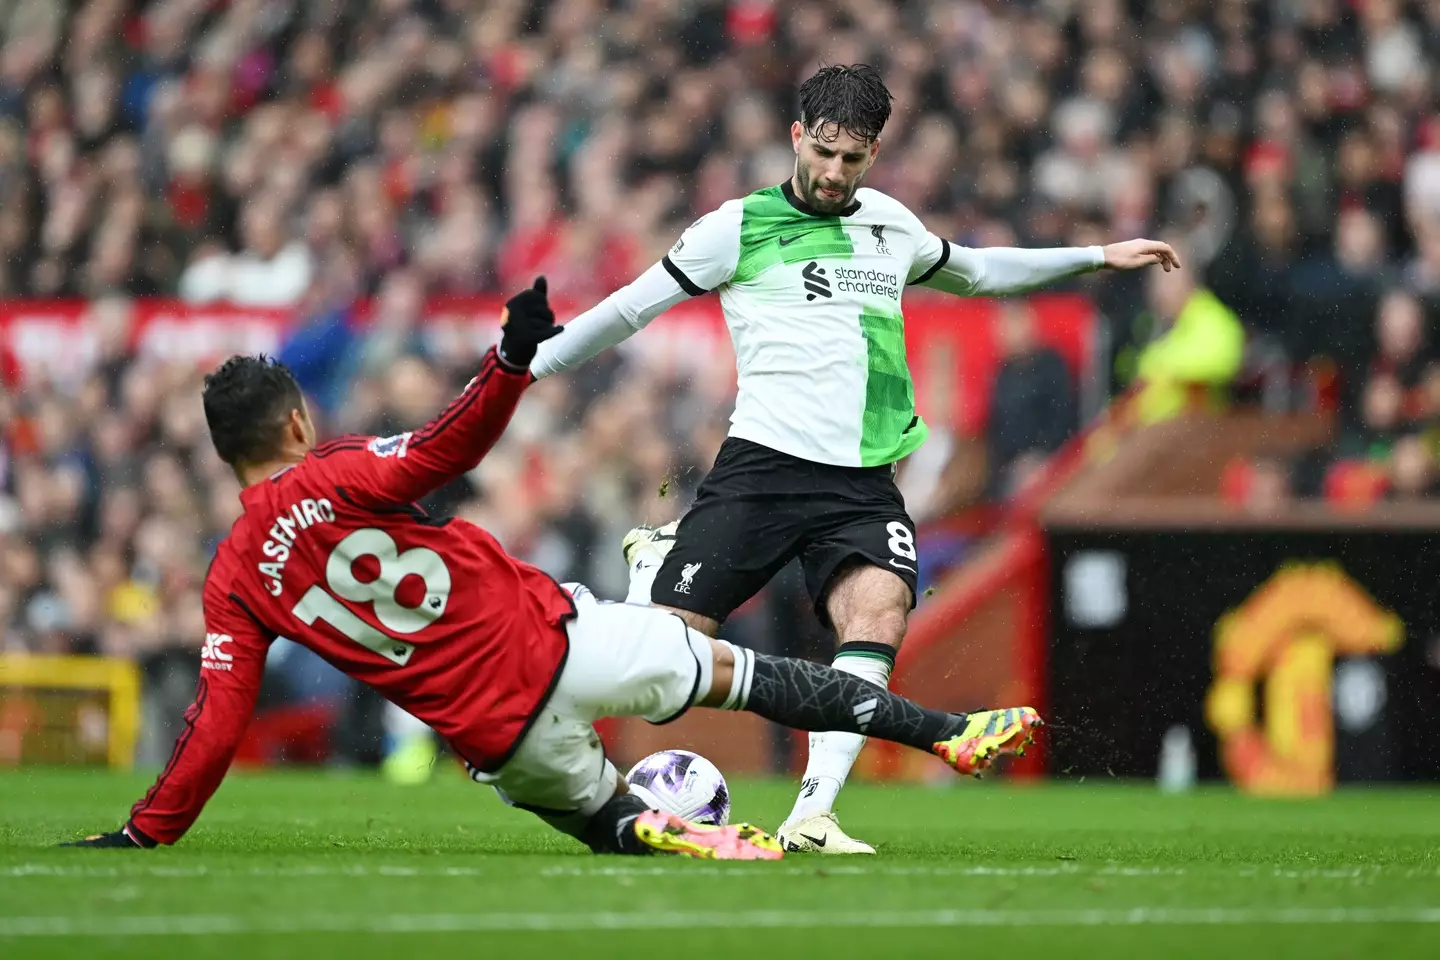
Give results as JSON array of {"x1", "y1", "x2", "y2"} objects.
[
  {"x1": 203, "y1": 354, "x2": 305, "y2": 467},
  {"x1": 797, "y1": 64, "x2": 894, "y2": 143}
]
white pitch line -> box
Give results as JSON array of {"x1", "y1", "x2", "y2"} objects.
[
  {"x1": 3, "y1": 907, "x2": 1440, "y2": 937},
  {"x1": 0, "y1": 864, "x2": 491, "y2": 879},
  {"x1": 1, "y1": 864, "x2": 1088, "y2": 880},
  {"x1": 538, "y1": 863, "x2": 1091, "y2": 878},
  {"x1": 1, "y1": 863, "x2": 1430, "y2": 881}
]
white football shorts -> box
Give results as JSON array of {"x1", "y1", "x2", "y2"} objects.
[{"x1": 467, "y1": 583, "x2": 713, "y2": 834}]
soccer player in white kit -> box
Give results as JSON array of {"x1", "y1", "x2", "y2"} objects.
[{"x1": 529, "y1": 65, "x2": 1178, "y2": 854}]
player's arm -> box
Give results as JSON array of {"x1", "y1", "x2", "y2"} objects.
[
  {"x1": 529, "y1": 201, "x2": 742, "y2": 379},
  {"x1": 63, "y1": 589, "x2": 272, "y2": 848},
  {"x1": 340, "y1": 279, "x2": 563, "y2": 508},
  {"x1": 908, "y1": 233, "x2": 1180, "y2": 297}
]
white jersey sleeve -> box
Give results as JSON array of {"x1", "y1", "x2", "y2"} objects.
[
  {"x1": 529, "y1": 201, "x2": 742, "y2": 380},
  {"x1": 908, "y1": 229, "x2": 1105, "y2": 297},
  {"x1": 659, "y1": 200, "x2": 743, "y2": 293}
]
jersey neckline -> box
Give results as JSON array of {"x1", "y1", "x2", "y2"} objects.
[{"x1": 780, "y1": 179, "x2": 861, "y2": 218}]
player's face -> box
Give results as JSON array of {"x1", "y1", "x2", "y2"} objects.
[{"x1": 791, "y1": 121, "x2": 881, "y2": 214}]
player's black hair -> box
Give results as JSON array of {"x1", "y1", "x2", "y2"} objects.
[
  {"x1": 796, "y1": 63, "x2": 894, "y2": 144},
  {"x1": 202, "y1": 354, "x2": 305, "y2": 467}
]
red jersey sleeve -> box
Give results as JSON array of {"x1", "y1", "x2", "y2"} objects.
[
  {"x1": 328, "y1": 348, "x2": 530, "y2": 508},
  {"x1": 127, "y1": 576, "x2": 272, "y2": 846}
]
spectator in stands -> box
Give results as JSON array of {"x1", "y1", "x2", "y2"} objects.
[
  {"x1": 1127, "y1": 243, "x2": 1246, "y2": 423},
  {"x1": 1221, "y1": 456, "x2": 1295, "y2": 518},
  {"x1": 986, "y1": 301, "x2": 1077, "y2": 498},
  {"x1": 1345, "y1": 372, "x2": 1407, "y2": 461},
  {"x1": 1209, "y1": 187, "x2": 1302, "y2": 358},
  {"x1": 1290, "y1": 207, "x2": 1392, "y2": 371},
  {"x1": 1390, "y1": 433, "x2": 1436, "y2": 499},
  {"x1": 180, "y1": 197, "x2": 313, "y2": 306}
]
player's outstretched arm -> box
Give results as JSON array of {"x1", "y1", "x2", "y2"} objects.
[
  {"x1": 63, "y1": 589, "x2": 271, "y2": 849},
  {"x1": 529, "y1": 202, "x2": 741, "y2": 379},
  {"x1": 341, "y1": 279, "x2": 562, "y2": 508},
  {"x1": 910, "y1": 235, "x2": 1180, "y2": 297},
  {"x1": 526, "y1": 261, "x2": 693, "y2": 379}
]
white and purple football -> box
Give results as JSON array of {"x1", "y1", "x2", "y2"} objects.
[{"x1": 625, "y1": 750, "x2": 731, "y2": 826}]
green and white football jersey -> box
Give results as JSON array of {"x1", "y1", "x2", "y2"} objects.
[
  {"x1": 663, "y1": 182, "x2": 948, "y2": 468},
  {"x1": 529, "y1": 180, "x2": 1103, "y2": 468}
]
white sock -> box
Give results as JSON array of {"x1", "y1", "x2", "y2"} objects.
[
  {"x1": 717, "y1": 640, "x2": 754, "y2": 710},
  {"x1": 625, "y1": 553, "x2": 662, "y2": 605},
  {"x1": 785, "y1": 642, "x2": 895, "y2": 826}
]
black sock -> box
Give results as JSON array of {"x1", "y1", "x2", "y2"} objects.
[
  {"x1": 742, "y1": 652, "x2": 968, "y2": 752},
  {"x1": 579, "y1": 791, "x2": 655, "y2": 856}
]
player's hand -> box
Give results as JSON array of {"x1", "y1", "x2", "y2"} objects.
[
  {"x1": 1102, "y1": 239, "x2": 1181, "y2": 272},
  {"x1": 498, "y1": 276, "x2": 563, "y2": 369},
  {"x1": 59, "y1": 827, "x2": 146, "y2": 849}
]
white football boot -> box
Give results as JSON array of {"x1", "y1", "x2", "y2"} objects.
[
  {"x1": 621, "y1": 521, "x2": 679, "y2": 604},
  {"x1": 775, "y1": 812, "x2": 876, "y2": 855}
]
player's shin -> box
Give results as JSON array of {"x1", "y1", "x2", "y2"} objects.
[
  {"x1": 787, "y1": 642, "x2": 895, "y2": 825},
  {"x1": 718, "y1": 646, "x2": 967, "y2": 752}
]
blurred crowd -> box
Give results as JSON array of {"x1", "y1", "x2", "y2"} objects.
[{"x1": 8, "y1": 0, "x2": 1440, "y2": 746}]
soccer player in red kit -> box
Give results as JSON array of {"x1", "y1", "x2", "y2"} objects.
[{"x1": 64, "y1": 278, "x2": 1040, "y2": 859}]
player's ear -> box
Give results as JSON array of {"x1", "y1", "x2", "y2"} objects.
[
  {"x1": 289, "y1": 406, "x2": 314, "y2": 449},
  {"x1": 790, "y1": 120, "x2": 804, "y2": 154}
]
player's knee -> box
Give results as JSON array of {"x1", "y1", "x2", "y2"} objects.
[
  {"x1": 654, "y1": 603, "x2": 720, "y2": 637},
  {"x1": 834, "y1": 604, "x2": 908, "y2": 647}
]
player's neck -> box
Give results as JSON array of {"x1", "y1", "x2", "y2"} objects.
[{"x1": 236, "y1": 453, "x2": 306, "y2": 489}]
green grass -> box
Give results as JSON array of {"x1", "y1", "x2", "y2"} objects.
[{"x1": 2, "y1": 769, "x2": 1438, "y2": 958}]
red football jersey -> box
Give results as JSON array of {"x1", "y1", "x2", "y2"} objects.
[{"x1": 127, "y1": 349, "x2": 574, "y2": 845}]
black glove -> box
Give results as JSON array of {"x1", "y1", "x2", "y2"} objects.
[
  {"x1": 59, "y1": 826, "x2": 151, "y2": 848},
  {"x1": 498, "y1": 276, "x2": 563, "y2": 370}
]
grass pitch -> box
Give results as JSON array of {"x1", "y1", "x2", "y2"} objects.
[{"x1": 1, "y1": 769, "x2": 1438, "y2": 958}]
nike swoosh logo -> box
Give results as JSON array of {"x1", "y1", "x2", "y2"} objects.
[
  {"x1": 798, "y1": 832, "x2": 827, "y2": 848},
  {"x1": 777, "y1": 234, "x2": 806, "y2": 246},
  {"x1": 889, "y1": 559, "x2": 917, "y2": 574}
]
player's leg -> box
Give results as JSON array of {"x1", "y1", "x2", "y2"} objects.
[
  {"x1": 471, "y1": 731, "x2": 650, "y2": 853},
  {"x1": 559, "y1": 590, "x2": 784, "y2": 859},
  {"x1": 576, "y1": 587, "x2": 1036, "y2": 790},
  {"x1": 486, "y1": 759, "x2": 779, "y2": 860},
  {"x1": 700, "y1": 637, "x2": 1041, "y2": 779},
  {"x1": 778, "y1": 507, "x2": 920, "y2": 852},
  {"x1": 473, "y1": 585, "x2": 781, "y2": 859},
  {"x1": 518, "y1": 587, "x2": 1035, "y2": 856}
]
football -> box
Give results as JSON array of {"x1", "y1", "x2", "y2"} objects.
[{"x1": 624, "y1": 749, "x2": 731, "y2": 826}]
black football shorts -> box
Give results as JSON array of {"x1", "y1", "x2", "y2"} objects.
[{"x1": 651, "y1": 437, "x2": 919, "y2": 625}]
